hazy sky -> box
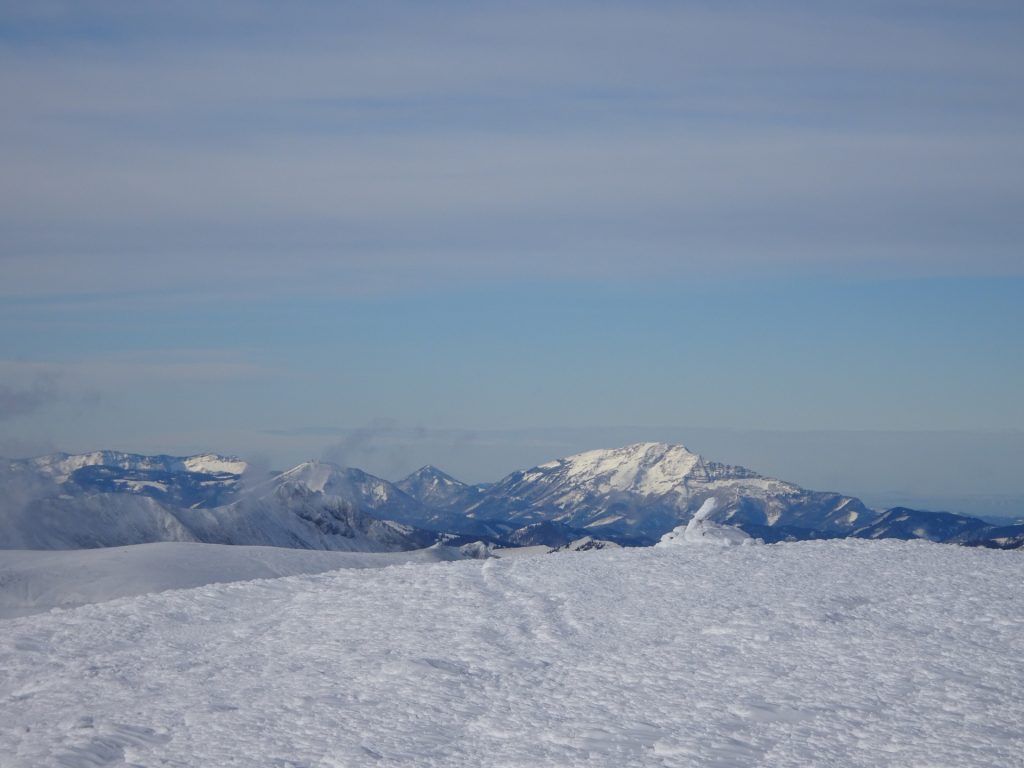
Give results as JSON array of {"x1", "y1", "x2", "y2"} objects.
[{"x1": 1, "y1": 2, "x2": 1022, "y2": 510}]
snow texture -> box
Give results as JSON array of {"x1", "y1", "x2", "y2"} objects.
[
  {"x1": 656, "y1": 498, "x2": 758, "y2": 547},
  {"x1": 2, "y1": 540, "x2": 1022, "y2": 767},
  {"x1": 0, "y1": 542, "x2": 474, "y2": 619}
]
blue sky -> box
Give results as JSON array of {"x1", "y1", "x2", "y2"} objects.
[{"x1": 1, "y1": 2, "x2": 1022, "y2": 511}]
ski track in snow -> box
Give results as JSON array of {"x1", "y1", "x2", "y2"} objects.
[{"x1": 1, "y1": 540, "x2": 1023, "y2": 767}]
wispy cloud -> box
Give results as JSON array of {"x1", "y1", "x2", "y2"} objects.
[
  {"x1": 2, "y1": 1, "x2": 1022, "y2": 297},
  {"x1": 0, "y1": 373, "x2": 59, "y2": 421},
  {"x1": 0, "y1": 353, "x2": 282, "y2": 386},
  {"x1": 2, "y1": 2, "x2": 1022, "y2": 469}
]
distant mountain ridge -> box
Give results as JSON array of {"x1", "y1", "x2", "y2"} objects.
[
  {"x1": 1, "y1": 452, "x2": 436, "y2": 552},
  {"x1": 462, "y1": 443, "x2": 1019, "y2": 547},
  {"x1": 15, "y1": 450, "x2": 248, "y2": 510},
  {"x1": 462, "y1": 442, "x2": 874, "y2": 544},
  {"x1": 26, "y1": 450, "x2": 248, "y2": 484},
  {"x1": 2, "y1": 443, "x2": 1020, "y2": 551}
]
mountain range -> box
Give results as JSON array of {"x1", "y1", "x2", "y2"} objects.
[{"x1": 2, "y1": 442, "x2": 1020, "y2": 551}]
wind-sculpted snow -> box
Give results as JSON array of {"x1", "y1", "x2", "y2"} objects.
[
  {"x1": 1, "y1": 541, "x2": 1021, "y2": 766},
  {"x1": 656, "y1": 498, "x2": 758, "y2": 547},
  {"x1": 0, "y1": 542, "x2": 475, "y2": 618}
]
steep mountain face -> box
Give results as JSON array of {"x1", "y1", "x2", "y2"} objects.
[
  {"x1": 263, "y1": 462, "x2": 429, "y2": 525},
  {"x1": 1, "y1": 494, "x2": 199, "y2": 550},
  {"x1": 176, "y1": 482, "x2": 437, "y2": 552},
  {"x1": 396, "y1": 466, "x2": 487, "y2": 512},
  {"x1": 252, "y1": 462, "x2": 501, "y2": 537},
  {"x1": 464, "y1": 442, "x2": 877, "y2": 545}
]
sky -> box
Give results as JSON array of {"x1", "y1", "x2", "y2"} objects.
[{"x1": 1, "y1": 1, "x2": 1022, "y2": 515}]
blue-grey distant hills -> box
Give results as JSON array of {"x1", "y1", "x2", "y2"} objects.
[{"x1": 2, "y1": 443, "x2": 1020, "y2": 551}]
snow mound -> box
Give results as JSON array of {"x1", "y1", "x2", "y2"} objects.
[{"x1": 656, "y1": 498, "x2": 759, "y2": 547}]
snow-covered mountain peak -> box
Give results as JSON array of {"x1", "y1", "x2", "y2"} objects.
[
  {"x1": 272, "y1": 462, "x2": 399, "y2": 501},
  {"x1": 404, "y1": 465, "x2": 464, "y2": 490},
  {"x1": 395, "y1": 464, "x2": 486, "y2": 514},
  {"x1": 275, "y1": 461, "x2": 343, "y2": 494},
  {"x1": 465, "y1": 441, "x2": 867, "y2": 544},
  {"x1": 547, "y1": 442, "x2": 704, "y2": 495},
  {"x1": 271, "y1": 478, "x2": 321, "y2": 503},
  {"x1": 244, "y1": 460, "x2": 449, "y2": 533}
]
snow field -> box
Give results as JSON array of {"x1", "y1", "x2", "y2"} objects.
[
  {"x1": 0, "y1": 542, "x2": 472, "y2": 619},
  {"x1": 1, "y1": 540, "x2": 1022, "y2": 767}
]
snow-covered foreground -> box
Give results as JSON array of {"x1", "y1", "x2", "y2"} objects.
[
  {"x1": 2, "y1": 541, "x2": 1022, "y2": 767},
  {"x1": 0, "y1": 542, "x2": 472, "y2": 619}
]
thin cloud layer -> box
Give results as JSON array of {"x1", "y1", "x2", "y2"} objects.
[
  {"x1": 2, "y1": 2, "x2": 1022, "y2": 496},
  {"x1": 0, "y1": 374, "x2": 58, "y2": 422},
  {"x1": 2, "y1": 1, "x2": 1023, "y2": 297}
]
